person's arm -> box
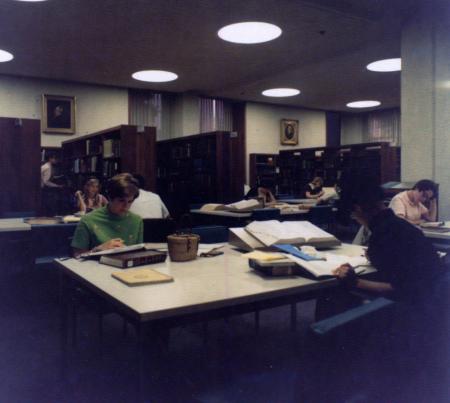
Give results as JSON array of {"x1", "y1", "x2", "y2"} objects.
[
  {"x1": 422, "y1": 199, "x2": 437, "y2": 222},
  {"x1": 72, "y1": 239, "x2": 125, "y2": 258},
  {"x1": 75, "y1": 191, "x2": 87, "y2": 213},
  {"x1": 389, "y1": 196, "x2": 409, "y2": 221},
  {"x1": 100, "y1": 195, "x2": 108, "y2": 207},
  {"x1": 333, "y1": 264, "x2": 393, "y2": 294},
  {"x1": 160, "y1": 200, "x2": 170, "y2": 218}
]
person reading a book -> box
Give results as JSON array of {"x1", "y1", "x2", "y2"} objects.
[
  {"x1": 305, "y1": 176, "x2": 324, "y2": 199},
  {"x1": 75, "y1": 177, "x2": 108, "y2": 214},
  {"x1": 245, "y1": 180, "x2": 276, "y2": 205},
  {"x1": 388, "y1": 179, "x2": 437, "y2": 225},
  {"x1": 71, "y1": 173, "x2": 143, "y2": 258},
  {"x1": 316, "y1": 177, "x2": 447, "y2": 320}
]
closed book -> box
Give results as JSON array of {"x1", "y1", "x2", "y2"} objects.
[
  {"x1": 99, "y1": 250, "x2": 167, "y2": 268},
  {"x1": 111, "y1": 268, "x2": 173, "y2": 286}
]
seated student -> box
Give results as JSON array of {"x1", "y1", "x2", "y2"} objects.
[
  {"x1": 245, "y1": 181, "x2": 277, "y2": 205},
  {"x1": 305, "y1": 176, "x2": 325, "y2": 199},
  {"x1": 129, "y1": 173, "x2": 170, "y2": 219},
  {"x1": 75, "y1": 177, "x2": 108, "y2": 214},
  {"x1": 389, "y1": 179, "x2": 437, "y2": 225},
  {"x1": 71, "y1": 173, "x2": 143, "y2": 258},
  {"x1": 321, "y1": 178, "x2": 445, "y2": 317}
]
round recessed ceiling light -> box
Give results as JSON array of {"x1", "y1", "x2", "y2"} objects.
[
  {"x1": 132, "y1": 70, "x2": 178, "y2": 83},
  {"x1": 367, "y1": 58, "x2": 401, "y2": 72},
  {"x1": 0, "y1": 49, "x2": 14, "y2": 63},
  {"x1": 218, "y1": 22, "x2": 282, "y2": 44},
  {"x1": 346, "y1": 100, "x2": 381, "y2": 108},
  {"x1": 262, "y1": 88, "x2": 300, "y2": 97}
]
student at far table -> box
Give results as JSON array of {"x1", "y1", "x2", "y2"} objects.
[
  {"x1": 129, "y1": 173, "x2": 170, "y2": 219},
  {"x1": 71, "y1": 173, "x2": 143, "y2": 258},
  {"x1": 75, "y1": 177, "x2": 108, "y2": 214},
  {"x1": 389, "y1": 179, "x2": 437, "y2": 225},
  {"x1": 305, "y1": 176, "x2": 324, "y2": 199},
  {"x1": 245, "y1": 180, "x2": 277, "y2": 206}
]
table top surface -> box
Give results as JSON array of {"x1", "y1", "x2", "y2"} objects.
[
  {"x1": 0, "y1": 218, "x2": 31, "y2": 232},
  {"x1": 56, "y1": 243, "x2": 367, "y2": 322},
  {"x1": 422, "y1": 221, "x2": 450, "y2": 240}
]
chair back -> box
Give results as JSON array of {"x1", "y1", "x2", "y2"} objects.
[
  {"x1": 250, "y1": 208, "x2": 281, "y2": 221},
  {"x1": 308, "y1": 205, "x2": 333, "y2": 227},
  {"x1": 143, "y1": 218, "x2": 177, "y2": 242},
  {"x1": 191, "y1": 225, "x2": 228, "y2": 243}
]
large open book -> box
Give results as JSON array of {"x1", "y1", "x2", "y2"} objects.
[
  {"x1": 244, "y1": 220, "x2": 340, "y2": 248},
  {"x1": 200, "y1": 199, "x2": 261, "y2": 213}
]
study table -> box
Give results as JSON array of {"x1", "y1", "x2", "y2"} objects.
[
  {"x1": 56, "y1": 243, "x2": 369, "y2": 397},
  {"x1": 422, "y1": 221, "x2": 450, "y2": 249}
]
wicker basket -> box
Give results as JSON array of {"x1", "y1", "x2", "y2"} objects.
[{"x1": 167, "y1": 233, "x2": 200, "y2": 262}]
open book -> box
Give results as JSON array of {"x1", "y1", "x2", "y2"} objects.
[
  {"x1": 244, "y1": 220, "x2": 340, "y2": 248},
  {"x1": 200, "y1": 199, "x2": 261, "y2": 212},
  {"x1": 80, "y1": 243, "x2": 146, "y2": 258},
  {"x1": 284, "y1": 253, "x2": 368, "y2": 278}
]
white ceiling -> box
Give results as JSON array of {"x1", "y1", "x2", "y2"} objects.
[{"x1": 0, "y1": 0, "x2": 419, "y2": 112}]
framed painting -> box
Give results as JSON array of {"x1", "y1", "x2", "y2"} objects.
[
  {"x1": 280, "y1": 119, "x2": 298, "y2": 145},
  {"x1": 42, "y1": 94, "x2": 76, "y2": 134}
]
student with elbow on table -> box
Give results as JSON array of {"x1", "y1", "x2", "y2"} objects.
[
  {"x1": 388, "y1": 179, "x2": 437, "y2": 225},
  {"x1": 71, "y1": 173, "x2": 143, "y2": 258}
]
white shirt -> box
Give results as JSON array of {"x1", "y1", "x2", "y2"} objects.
[
  {"x1": 41, "y1": 162, "x2": 59, "y2": 188},
  {"x1": 130, "y1": 189, "x2": 170, "y2": 219}
]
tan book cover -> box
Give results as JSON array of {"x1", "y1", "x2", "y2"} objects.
[{"x1": 111, "y1": 268, "x2": 173, "y2": 286}]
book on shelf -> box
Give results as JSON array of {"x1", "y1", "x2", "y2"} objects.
[
  {"x1": 229, "y1": 220, "x2": 340, "y2": 251},
  {"x1": 111, "y1": 268, "x2": 173, "y2": 286},
  {"x1": 103, "y1": 139, "x2": 114, "y2": 158},
  {"x1": 100, "y1": 250, "x2": 167, "y2": 268}
]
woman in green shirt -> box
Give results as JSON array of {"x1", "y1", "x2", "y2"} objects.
[{"x1": 71, "y1": 173, "x2": 143, "y2": 257}]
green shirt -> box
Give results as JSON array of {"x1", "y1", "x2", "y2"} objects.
[{"x1": 71, "y1": 206, "x2": 143, "y2": 251}]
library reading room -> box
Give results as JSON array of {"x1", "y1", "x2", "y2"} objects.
[{"x1": 0, "y1": 1, "x2": 449, "y2": 402}]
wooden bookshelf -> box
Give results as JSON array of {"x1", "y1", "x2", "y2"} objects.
[
  {"x1": 278, "y1": 142, "x2": 400, "y2": 196},
  {"x1": 62, "y1": 125, "x2": 156, "y2": 192},
  {"x1": 157, "y1": 131, "x2": 243, "y2": 216},
  {"x1": 249, "y1": 153, "x2": 279, "y2": 190},
  {"x1": 0, "y1": 117, "x2": 41, "y2": 216}
]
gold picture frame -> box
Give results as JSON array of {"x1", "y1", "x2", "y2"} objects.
[
  {"x1": 42, "y1": 94, "x2": 76, "y2": 134},
  {"x1": 280, "y1": 119, "x2": 299, "y2": 145}
]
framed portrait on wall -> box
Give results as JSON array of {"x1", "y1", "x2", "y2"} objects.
[
  {"x1": 42, "y1": 94, "x2": 76, "y2": 134},
  {"x1": 280, "y1": 119, "x2": 298, "y2": 145}
]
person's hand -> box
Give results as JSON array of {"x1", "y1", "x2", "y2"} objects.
[
  {"x1": 75, "y1": 190, "x2": 82, "y2": 197},
  {"x1": 333, "y1": 264, "x2": 358, "y2": 288},
  {"x1": 95, "y1": 238, "x2": 124, "y2": 252}
]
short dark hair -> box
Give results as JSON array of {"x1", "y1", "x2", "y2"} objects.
[
  {"x1": 414, "y1": 179, "x2": 437, "y2": 194},
  {"x1": 339, "y1": 175, "x2": 384, "y2": 213},
  {"x1": 106, "y1": 173, "x2": 139, "y2": 200},
  {"x1": 132, "y1": 173, "x2": 145, "y2": 189}
]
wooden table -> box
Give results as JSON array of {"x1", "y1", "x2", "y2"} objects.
[{"x1": 56, "y1": 243, "x2": 368, "y2": 398}]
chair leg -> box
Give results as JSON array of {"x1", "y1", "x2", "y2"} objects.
[
  {"x1": 290, "y1": 303, "x2": 297, "y2": 331},
  {"x1": 254, "y1": 310, "x2": 260, "y2": 332}
]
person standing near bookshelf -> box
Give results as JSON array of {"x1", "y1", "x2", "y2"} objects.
[
  {"x1": 75, "y1": 177, "x2": 108, "y2": 214},
  {"x1": 41, "y1": 153, "x2": 63, "y2": 215},
  {"x1": 71, "y1": 173, "x2": 143, "y2": 258}
]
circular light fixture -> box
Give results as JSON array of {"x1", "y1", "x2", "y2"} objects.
[
  {"x1": 0, "y1": 49, "x2": 13, "y2": 63},
  {"x1": 218, "y1": 22, "x2": 282, "y2": 44},
  {"x1": 346, "y1": 100, "x2": 381, "y2": 108},
  {"x1": 132, "y1": 70, "x2": 178, "y2": 83},
  {"x1": 262, "y1": 88, "x2": 300, "y2": 97},
  {"x1": 366, "y1": 58, "x2": 401, "y2": 72}
]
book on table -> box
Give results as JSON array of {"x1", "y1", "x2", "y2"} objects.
[
  {"x1": 111, "y1": 268, "x2": 173, "y2": 286},
  {"x1": 80, "y1": 243, "x2": 146, "y2": 258},
  {"x1": 200, "y1": 199, "x2": 261, "y2": 213},
  {"x1": 244, "y1": 220, "x2": 340, "y2": 248},
  {"x1": 100, "y1": 250, "x2": 167, "y2": 268},
  {"x1": 247, "y1": 249, "x2": 368, "y2": 278}
]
